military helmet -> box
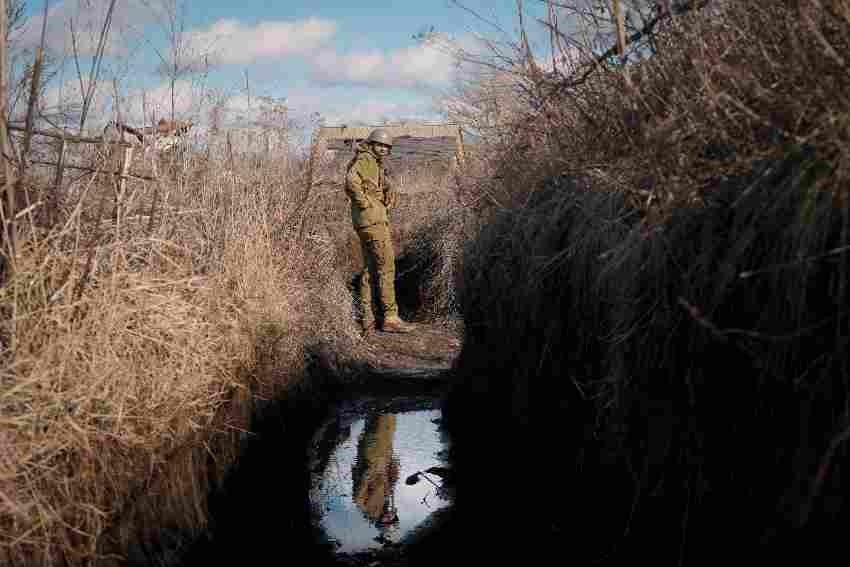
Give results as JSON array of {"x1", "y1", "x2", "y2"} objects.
[{"x1": 366, "y1": 128, "x2": 393, "y2": 147}]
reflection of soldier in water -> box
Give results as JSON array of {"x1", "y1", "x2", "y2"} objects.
[{"x1": 351, "y1": 413, "x2": 400, "y2": 540}]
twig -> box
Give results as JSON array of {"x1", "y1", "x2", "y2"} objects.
[
  {"x1": 739, "y1": 245, "x2": 850, "y2": 278},
  {"x1": 15, "y1": 0, "x2": 50, "y2": 239},
  {"x1": 678, "y1": 296, "x2": 846, "y2": 342},
  {"x1": 551, "y1": 0, "x2": 713, "y2": 90},
  {"x1": 28, "y1": 160, "x2": 156, "y2": 181},
  {"x1": 78, "y1": 0, "x2": 119, "y2": 133}
]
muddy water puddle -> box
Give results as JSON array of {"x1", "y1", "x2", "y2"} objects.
[{"x1": 308, "y1": 396, "x2": 452, "y2": 555}]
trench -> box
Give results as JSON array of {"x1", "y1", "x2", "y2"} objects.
[
  {"x1": 129, "y1": 246, "x2": 532, "y2": 566},
  {"x1": 171, "y1": 359, "x2": 464, "y2": 567}
]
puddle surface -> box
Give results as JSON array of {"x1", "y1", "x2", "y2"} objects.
[{"x1": 308, "y1": 397, "x2": 451, "y2": 554}]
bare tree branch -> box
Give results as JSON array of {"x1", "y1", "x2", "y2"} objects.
[{"x1": 79, "y1": 0, "x2": 119, "y2": 133}]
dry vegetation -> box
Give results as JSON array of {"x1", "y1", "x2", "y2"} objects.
[
  {"x1": 0, "y1": 136, "x2": 343, "y2": 564},
  {"x1": 446, "y1": 0, "x2": 850, "y2": 562},
  {"x1": 7, "y1": 0, "x2": 850, "y2": 563},
  {"x1": 0, "y1": 113, "x2": 458, "y2": 564}
]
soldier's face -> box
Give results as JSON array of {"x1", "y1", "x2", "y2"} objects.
[{"x1": 373, "y1": 143, "x2": 391, "y2": 158}]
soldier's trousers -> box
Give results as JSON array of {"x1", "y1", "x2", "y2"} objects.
[{"x1": 357, "y1": 222, "x2": 398, "y2": 323}]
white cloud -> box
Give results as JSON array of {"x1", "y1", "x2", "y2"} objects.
[
  {"x1": 271, "y1": 85, "x2": 439, "y2": 126},
  {"x1": 126, "y1": 80, "x2": 197, "y2": 123},
  {"x1": 14, "y1": 0, "x2": 152, "y2": 56},
  {"x1": 40, "y1": 77, "x2": 198, "y2": 133},
  {"x1": 309, "y1": 42, "x2": 456, "y2": 90},
  {"x1": 190, "y1": 18, "x2": 337, "y2": 65},
  {"x1": 39, "y1": 77, "x2": 112, "y2": 128},
  {"x1": 321, "y1": 98, "x2": 436, "y2": 126}
]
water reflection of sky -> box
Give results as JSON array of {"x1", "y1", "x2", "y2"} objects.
[{"x1": 310, "y1": 408, "x2": 451, "y2": 554}]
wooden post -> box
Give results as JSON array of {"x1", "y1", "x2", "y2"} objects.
[
  {"x1": 114, "y1": 145, "x2": 133, "y2": 237},
  {"x1": 453, "y1": 126, "x2": 467, "y2": 208},
  {"x1": 613, "y1": 0, "x2": 627, "y2": 58},
  {"x1": 305, "y1": 130, "x2": 319, "y2": 197},
  {"x1": 51, "y1": 137, "x2": 67, "y2": 225},
  {"x1": 118, "y1": 146, "x2": 133, "y2": 194},
  {"x1": 455, "y1": 126, "x2": 466, "y2": 167},
  {"x1": 0, "y1": 0, "x2": 15, "y2": 267},
  {"x1": 612, "y1": 0, "x2": 633, "y2": 90},
  {"x1": 0, "y1": 0, "x2": 17, "y2": 353},
  {"x1": 226, "y1": 130, "x2": 233, "y2": 167},
  {"x1": 298, "y1": 130, "x2": 321, "y2": 240}
]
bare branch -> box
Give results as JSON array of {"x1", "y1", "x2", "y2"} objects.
[{"x1": 79, "y1": 0, "x2": 119, "y2": 133}]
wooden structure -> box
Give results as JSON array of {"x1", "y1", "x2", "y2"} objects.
[
  {"x1": 315, "y1": 122, "x2": 466, "y2": 169},
  {"x1": 7, "y1": 124, "x2": 155, "y2": 182}
]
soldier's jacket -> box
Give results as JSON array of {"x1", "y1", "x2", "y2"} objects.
[{"x1": 345, "y1": 148, "x2": 395, "y2": 229}]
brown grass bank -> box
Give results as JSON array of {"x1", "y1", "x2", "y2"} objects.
[
  {"x1": 445, "y1": 1, "x2": 850, "y2": 563},
  {"x1": 0, "y1": 132, "x2": 448, "y2": 564},
  {"x1": 0, "y1": 125, "x2": 461, "y2": 564}
]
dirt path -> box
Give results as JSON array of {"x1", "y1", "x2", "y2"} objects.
[
  {"x1": 337, "y1": 319, "x2": 463, "y2": 395},
  {"x1": 361, "y1": 319, "x2": 462, "y2": 370}
]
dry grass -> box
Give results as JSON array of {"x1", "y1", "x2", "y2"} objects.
[{"x1": 0, "y1": 129, "x2": 379, "y2": 564}]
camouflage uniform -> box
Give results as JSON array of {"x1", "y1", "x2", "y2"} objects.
[{"x1": 345, "y1": 143, "x2": 402, "y2": 330}]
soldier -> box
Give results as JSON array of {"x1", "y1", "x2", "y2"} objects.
[{"x1": 345, "y1": 128, "x2": 415, "y2": 334}]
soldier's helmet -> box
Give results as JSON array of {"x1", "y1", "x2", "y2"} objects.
[{"x1": 366, "y1": 128, "x2": 393, "y2": 148}]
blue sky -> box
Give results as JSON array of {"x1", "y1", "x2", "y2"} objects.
[{"x1": 14, "y1": 0, "x2": 552, "y2": 134}]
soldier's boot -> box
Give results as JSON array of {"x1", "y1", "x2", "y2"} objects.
[{"x1": 381, "y1": 315, "x2": 415, "y2": 334}]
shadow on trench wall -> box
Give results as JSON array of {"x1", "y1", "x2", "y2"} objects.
[
  {"x1": 175, "y1": 363, "x2": 345, "y2": 567},
  {"x1": 443, "y1": 153, "x2": 850, "y2": 565}
]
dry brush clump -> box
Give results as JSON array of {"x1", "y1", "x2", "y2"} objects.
[
  {"x1": 391, "y1": 163, "x2": 465, "y2": 322},
  {"x1": 448, "y1": 0, "x2": 850, "y2": 562},
  {"x1": 0, "y1": 128, "x2": 360, "y2": 565}
]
